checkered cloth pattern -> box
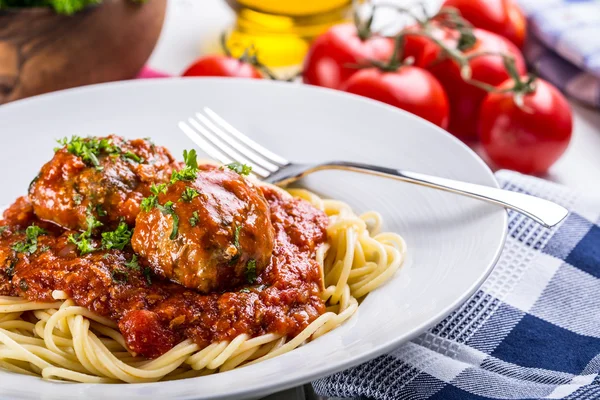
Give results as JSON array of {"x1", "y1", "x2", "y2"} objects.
[
  {"x1": 519, "y1": 0, "x2": 600, "y2": 108},
  {"x1": 313, "y1": 170, "x2": 600, "y2": 399}
]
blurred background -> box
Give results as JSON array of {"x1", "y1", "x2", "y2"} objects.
[{"x1": 1, "y1": 0, "x2": 599, "y2": 197}]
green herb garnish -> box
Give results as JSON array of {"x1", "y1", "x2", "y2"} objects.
[
  {"x1": 56, "y1": 136, "x2": 117, "y2": 170},
  {"x1": 101, "y1": 222, "x2": 132, "y2": 251},
  {"x1": 96, "y1": 204, "x2": 107, "y2": 217},
  {"x1": 179, "y1": 187, "x2": 199, "y2": 202},
  {"x1": 11, "y1": 225, "x2": 47, "y2": 255},
  {"x1": 140, "y1": 183, "x2": 168, "y2": 212},
  {"x1": 111, "y1": 269, "x2": 128, "y2": 284},
  {"x1": 73, "y1": 194, "x2": 83, "y2": 205},
  {"x1": 68, "y1": 212, "x2": 103, "y2": 255},
  {"x1": 157, "y1": 201, "x2": 179, "y2": 240},
  {"x1": 143, "y1": 267, "x2": 153, "y2": 285},
  {"x1": 124, "y1": 255, "x2": 140, "y2": 271},
  {"x1": 226, "y1": 162, "x2": 252, "y2": 176},
  {"x1": 245, "y1": 259, "x2": 257, "y2": 284},
  {"x1": 122, "y1": 151, "x2": 143, "y2": 163},
  {"x1": 170, "y1": 149, "x2": 199, "y2": 184},
  {"x1": 0, "y1": 226, "x2": 8, "y2": 235},
  {"x1": 240, "y1": 288, "x2": 251, "y2": 293},
  {"x1": 189, "y1": 211, "x2": 200, "y2": 227}
]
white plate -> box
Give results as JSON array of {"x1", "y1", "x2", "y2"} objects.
[{"x1": 0, "y1": 78, "x2": 506, "y2": 400}]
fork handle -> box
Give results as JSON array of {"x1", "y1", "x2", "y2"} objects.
[{"x1": 316, "y1": 161, "x2": 569, "y2": 228}]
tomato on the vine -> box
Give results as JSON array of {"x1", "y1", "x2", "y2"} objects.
[
  {"x1": 404, "y1": 26, "x2": 526, "y2": 141},
  {"x1": 442, "y1": 0, "x2": 527, "y2": 48},
  {"x1": 479, "y1": 78, "x2": 572, "y2": 175},
  {"x1": 182, "y1": 55, "x2": 262, "y2": 79},
  {"x1": 303, "y1": 23, "x2": 395, "y2": 90},
  {"x1": 342, "y1": 65, "x2": 449, "y2": 129}
]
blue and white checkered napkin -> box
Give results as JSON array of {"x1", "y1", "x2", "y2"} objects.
[
  {"x1": 517, "y1": 0, "x2": 600, "y2": 108},
  {"x1": 313, "y1": 170, "x2": 600, "y2": 399}
]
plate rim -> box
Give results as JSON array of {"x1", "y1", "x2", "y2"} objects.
[{"x1": 0, "y1": 77, "x2": 508, "y2": 399}]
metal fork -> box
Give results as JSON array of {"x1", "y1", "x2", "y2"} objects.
[{"x1": 179, "y1": 107, "x2": 569, "y2": 228}]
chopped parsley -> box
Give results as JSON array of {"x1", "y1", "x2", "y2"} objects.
[
  {"x1": 140, "y1": 183, "x2": 168, "y2": 212},
  {"x1": 122, "y1": 151, "x2": 143, "y2": 163},
  {"x1": 226, "y1": 162, "x2": 252, "y2": 176},
  {"x1": 124, "y1": 254, "x2": 140, "y2": 271},
  {"x1": 73, "y1": 194, "x2": 83, "y2": 205},
  {"x1": 40, "y1": 245, "x2": 50, "y2": 253},
  {"x1": 245, "y1": 259, "x2": 257, "y2": 284},
  {"x1": 189, "y1": 211, "x2": 200, "y2": 227},
  {"x1": 170, "y1": 149, "x2": 199, "y2": 184},
  {"x1": 111, "y1": 269, "x2": 128, "y2": 284},
  {"x1": 157, "y1": 201, "x2": 179, "y2": 240},
  {"x1": 68, "y1": 212, "x2": 103, "y2": 255},
  {"x1": 0, "y1": 226, "x2": 8, "y2": 235},
  {"x1": 12, "y1": 225, "x2": 47, "y2": 255},
  {"x1": 19, "y1": 280, "x2": 28, "y2": 291},
  {"x1": 55, "y1": 136, "x2": 117, "y2": 170},
  {"x1": 143, "y1": 267, "x2": 153, "y2": 285},
  {"x1": 101, "y1": 222, "x2": 132, "y2": 250},
  {"x1": 179, "y1": 187, "x2": 199, "y2": 202},
  {"x1": 96, "y1": 204, "x2": 107, "y2": 217}
]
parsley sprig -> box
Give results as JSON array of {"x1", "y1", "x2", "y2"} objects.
[
  {"x1": 157, "y1": 201, "x2": 179, "y2": 240},
  {"x1": 140, "y1": 183, "x2": 167, "y2": 212},
  {"x1": 56, "y1": 136, "x2": 145, "y2": 170},
  {"x1": 101, "y1": 222, "x2": 133, "y2": 251},
  {"x1": 68, "y1": 213, "x2": 103, "y2": 255},
  {"x1": 189, "y1": 211, "x2": 200, "y2": 227},
  {"x1": 12, "y1": 225, "x2": 47, "y2": 255},
  {"x1": 226, "y1": 162, "x2": 252, "y2": 176},
  {"x1": 56, "y1": 136, "x2": 118, "y2": 170},
  {"x1": 170, "y1": 149, "x2": 199, "y2": 184},
  {"x1": 245, "y1": 259, "x2": 257, "y2": 284},
  {"x1": 179, "y1": 187, "x2": 199, "y2": 202}
]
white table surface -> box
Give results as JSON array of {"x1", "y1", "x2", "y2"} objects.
[
  {"x1": 148, "y1": 0, "x2": 600, "y2": 197},
  {"x1": 146, "y1": 1, "x2": 600, "y2": 398}
]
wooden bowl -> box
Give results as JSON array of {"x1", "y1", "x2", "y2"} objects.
[{"x1": 0, "y1": 0, "x2": 167, "y2": 104}]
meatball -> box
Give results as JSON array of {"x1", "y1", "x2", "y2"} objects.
[
  {"x1": 29, "y1": 136, "x2": 179, "y2": 231},
  {"x1": 131, "y1": 165, "x2": 275, "y2": 293}
]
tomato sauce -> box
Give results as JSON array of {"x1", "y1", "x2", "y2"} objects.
[{"x1": 0, "y1": 188, "x2": 328, "y2": 359}]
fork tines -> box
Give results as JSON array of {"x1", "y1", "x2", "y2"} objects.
[{"x1": 178, "y1": 108, "x2": 289, "y2": 179}]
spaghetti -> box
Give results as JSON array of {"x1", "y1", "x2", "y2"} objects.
[{"x1": 0, "y1": 188, "x2": 406, "y2": 383}]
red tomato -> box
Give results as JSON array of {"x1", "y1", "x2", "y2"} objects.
[
  {"x1": 404, "y1": 27, "x2": 526, "y2": 141},
  {"x1": 479, "y1": 78, "x2": 572, "y2": 174},
  {"x1": 442, "y1": 0, "x2": 527, "y2": 48},
  {"x1": 342, "y1": 66, "x2": 450, "y2": 129},
  {"x1": 182, "y1": 55, "x2": 262, "y2": 78},
  {"x1": 303, "y1": 23, "x2": 395, "y2": 90}
]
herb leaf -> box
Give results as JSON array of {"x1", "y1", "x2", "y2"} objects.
[
  {"x1": 170, "y1": 149, "x2": 199, "y2": 184},
  {"x1": 157, "y1": 201, "x2": 179, "y2": 240},
  {"x1": 179, "y1": 187, "x2": 199, "y2": 202},
  {"x1": 68, "y1": 211, "x2": 103, "y2": 255},
  {"x1": 111, "y1": 269, "x2": 128, "y2": 284},
  {"x1": 124, "y1": 255, "x2": 140, "y2": 271},
  {"x1": 101, "y1": 222, "x2": 132, "y2": 250},
  {"x1": 122, "y1": 151, "x2": 143, "y2": 163},
  {"x1": 226, "y1": 162, "x2": 252, "y2": 176},
  {"x1": 189, "y1": 211, "x2": 200, "y2": 227},
  {"x1": 140, "y1": 183, "x2": 168, "y2": 212},
  {"x1": 245, "y1": 259, "x2": 257, "y2": 284},
  {"x1": 12, "y1": 225, "x2": 47, "y2": 255},
  {"x1": 143, "y1": 267, "x2": 153, "y2": 285},
  {"x1": 56, "y1": 136, "x2": 118, "y2": 170}
]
